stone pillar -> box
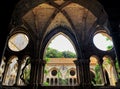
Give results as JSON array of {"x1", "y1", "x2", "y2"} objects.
[
  {"x1": 14, "y1": 58, "x2": 22, "y2": 85},
  {"x1": 2, "y1": 58, "x2": 9, "y2": 85},
  {"x1": 109, "y1": 20, "x2": 120, "y2": 87},
  {"x1": 109, "y1": 20, "x2": 120, "y2": 68},
  {"x1": 38, "y1": 59, "x2": 46, "y2": 86},
  {"x1": 98, "y1": 60, "x2": 106, "y2": 85},
  {"x1": 112, "y1": 60, "x2": 120, "y2": 86},
  {"x1": 74, "y1": 59, "x2": 92, "y2": 89},
  {"x1": 30, "y1": 59, "x2": 39, "y2": 89},
  {"x1": 74, "y1": 60, "x2": 81, "y2": 85}
]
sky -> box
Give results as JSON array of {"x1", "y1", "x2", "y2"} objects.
[
  {"x1": 49, "y1": 35, "x2": 76, "y2": 53},
  {"x1": 49, "y1": 33, "x2": 113, "y2": 53},
  {"x1": 9, "y1": 33, "x2": 113, "y2": 53},
  {"x1": 93, "y1": 33, "x2": 113, "y2": 51}
]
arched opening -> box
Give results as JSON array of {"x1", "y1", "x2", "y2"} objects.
[
  {"x1": 19, "y1": 56, "x2": 31, "y2": 85},
  {"x1": 2, "y1": 56, "x2": 18, "y2": 86},
  {"x1": 1, "y1": 0, "x2": 119, "y2": 89},
  {"x1": 104, "y1": 70, "x2": 110, "y2": 85},
  {"x1": 43, "y1": 32, "x2": 78, "y2": 86},
  {"x1": 93, "y1": 32, "x2": 113, "y2": 51},
  {"x1": 0, "y1": 57, "x2": 6, "y2": 82},
  {"x1": 115, "y1": 58, "x2": 120, "y2": 79},
  {"x1": 8, "y1": 33, "x2": 29, "y2": 52},
  {"x1": 103, "y1": 56, "x2": 117, "y2": 86},
  {"x1": 90, "y1": 56, "x2": 103, "y2": 85}
]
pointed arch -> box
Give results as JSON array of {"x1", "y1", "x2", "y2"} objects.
[
  {"x1": 40, "y1": 26, "x2": 81, "y2": 59},
  {"x1": 41, "y1": 26, "x2": 79, "y2": 86}
]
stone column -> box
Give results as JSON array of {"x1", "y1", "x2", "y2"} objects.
[
  {"x1": 2, "y1": 58, "x2": 9, "y2": 85},
  {"x1": 74, "y1": 60, "x2": 81, "y2": 85},
  {"x1": 74, "y1": 59, "x2": 92, "y2": 89},
  {"x1": 112, "y1": 60, "x2": 119, "y2": 85},
  {"x1": 109, "y1": 20, "x2": 120, "y2": 87},
  {"x1": 30, "y1": 59, "x2": 39, "y2": 89},
  {"x1": 109, "y1": 20, "x2": 120, "y2": 68},
  {"x1": 14, "y1": 58, "x2": 22, "y2": 85},
  {"x1": 38, "y1": 59, "x2": 46, "y2": 86},
  {"x1": 98, "y1": 60, "x2": 106, "y2": 85}
]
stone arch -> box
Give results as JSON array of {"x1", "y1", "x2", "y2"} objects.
[
  {"x1": 102, "y1": 55, "x2": 117, "y2": 86},
  {"x1": 2, "y1": 0, "x2": 119, "y2": 88},
  {"x1": 5, "y1": 27, "x2": 35, "y2": 56},
  {"x1": 19, "y1": 55, "x2": 31, "y2": 85},
  {"x1": 89, "y1": 55, "x2": 103, "y2": 85},
  {"x1": 41, "y1": 26, "x2": 80, "y2": 59},
  {"x1": 2, "y1": 56, "x2": 18, "y2": 86}
]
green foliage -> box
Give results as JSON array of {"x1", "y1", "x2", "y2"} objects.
[
  {"x1": 46, "y1": 47, "x2": 64, "y2": 58},
  {"x1": 21, "y1": 58, "x2": 31, "y2": 84},
  {"x1": 105, "y1": 36, "x2": 113, "y2": 51},
  {"x1": 95, "y1": 64, "x2": 100, "y2": 72},
  {"x1": 93, "y1": 64, "x2": 102, "y2": 84},
  {"x1": 43, "y1": 82, "x2": 50, "y2": 86},
  {"x1": 45, "y1": 57, "x2": 50, "y2": 63},
  {"x1": 62, "y1": 51, "x2": 77, "y2": 58},
  {"x1": 105, "y1": 58, "x2": 111, "y2": 64},
  {"x1": 56, "y1": 70, "x2": 68, "y2": 85},
  {"x1": 115, "y1": 59, "x2": 120, "y2": 79},
  {"x1": 57, "y1": 70, "x2": 61, "y2": 78},
  {"x1": 46, "y1": 47, "x2": 76, "y2": 58},
  {"x1": 59, "y1": 78, "x2": 68, "y2": 85},
  {"x1": 66, "y1": 70, "x2": 70, "y2": 77},
  {"x1": 107, "y1": 46, "x2": 113, "y2": 50},
  {"x1": 103, "y1": 58, "x2": 111, "y2": 68},
  {"x1": 23, "y1": 64, "x2": 31, "y2": 84},
  {"x1": 44, "y1": 69, "x2": 48, "y2": 75}
]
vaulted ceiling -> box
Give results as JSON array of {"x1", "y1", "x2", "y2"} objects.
[{"x1": 0, "y1": 0, "x2": 120, "y2": 58}]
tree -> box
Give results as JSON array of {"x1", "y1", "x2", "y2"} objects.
[
  {"x1": 115, "y1": 59, "x2": 120, "y2": 79},
  {"x1": 106, "y1": 36, "x2": 113, "y2": 51},
  {"x1": 46, "y1": 47, "x2": 63, "y2": 58},
  {"x1": 62, "y1": 51, "x2": 76, "y2": 58},
  {"x1": 46, "y1": 47, "x2": 76, "y2": 58},
  {"x1": 94, "y1": 64, "x2": 102, "y2": 84}
]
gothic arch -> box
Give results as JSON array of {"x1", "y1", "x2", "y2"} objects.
[
  {"x1": 1, "y1": 0, "x2": 119, "y2": 89},
  {"x1": 40, "y1": 26, "x2": 80, "y2": 59}
]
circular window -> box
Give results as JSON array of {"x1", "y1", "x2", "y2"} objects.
[
  {"x1": 93, "y1": 33, "x2": 113, "y2": 51},
  {"x1": 8, "y1": 33, "x2": 29, "y2": 52},
  {"x1": 70, "y1": 70, "x2": 75, "y2": 76},
  {"x1": 51, "y1": 70, "x2": 57, "y2": 76}
]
